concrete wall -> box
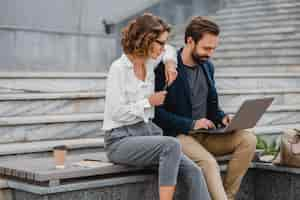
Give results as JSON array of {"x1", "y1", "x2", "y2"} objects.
[
  {"x1": 0, "y1": 0, "x2": 224, "y2": 72},
  {"x1": 115, "y1": 0, "x2": 224, "y2": 56}
]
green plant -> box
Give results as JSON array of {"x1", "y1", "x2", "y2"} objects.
[{"x1": 256, "y1": 135, "x2": 279, "y2": 156}]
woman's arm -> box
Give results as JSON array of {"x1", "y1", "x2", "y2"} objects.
[
  {"x1": 105, "y1": 65, "x2": 152, "y2": 123},
  {"x1": 161, "y1": 44, "x2": 178, "y2": 85}
]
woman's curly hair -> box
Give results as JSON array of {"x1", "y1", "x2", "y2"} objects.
[{"x1": 121, "y1": 13, "x2": 171, "y2": 57}]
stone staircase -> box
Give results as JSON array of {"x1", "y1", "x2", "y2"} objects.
[
  {"x1": 0, "y1": 0, "x2": 300, "y2": 162},
  {"x1": 0, "y1": 73, "x2": 106, "y2": 162},
  {"x1": 171, "y1": 0, "x2": 300, "y2": 141}
]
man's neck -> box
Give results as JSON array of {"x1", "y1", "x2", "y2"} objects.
[{"x1": 181, "y1": 47, "x2": 197, "y2": 67}]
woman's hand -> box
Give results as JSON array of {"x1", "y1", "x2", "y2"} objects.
[
  {"x1": 148, "y1": 91, "x2": 168, "y2": 106},
  {"x1": 164, "y1": 60, "x2": 178, "y2": 86}
]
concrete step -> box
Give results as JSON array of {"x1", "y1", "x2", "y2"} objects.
[
  {"x1": 254, "y1": 123, "x2": 300, "y2": 136},
  {"x1": 218, "y1": 39, "x2": 300, "y2": 51},
  {"x1": 215, "y1": 13, "x2": 300, "y2": 30},
  {"x1": 213, "y1": 56, "x2": 300, "y2": 67},
  {"x1": 0, "y1": 92, "x2": 105, "y2": 117},
  {"x1": 4, "y1": 87, "x2": 297, "y2": 119},
  {"x1": 214, "y1": 48, "x2": 300, "y2": 59},
  {"x1": 0, "y1": 72, "x2": 106, "y2": 93},
  {"x1": 224, "y1": 0, "x2": 297, "y2": 9},
  {"x1": 215, "y1": 65, "x2": 300, "y2": 74},
  {"x1": 220, "y1": 20, "x2": 300, "y2": 33},
  {"x1": 4, "y1": 86, "x2": 298, "y2": 118},
  {"x1": 220, "y1": 26, "x2": 300, "y2": 37},
  {"x1": 224, "y1": 104, "x2": 300, "y2": 127},
  {"x1": 215, "y1": 13, "x2": 300, "y2": 27},
  {"x1": 221, "y1": 31, "x2": 300, "y2": 44},
  {"x1": 0, "y1": 121, "x2": 296, "y2": 158},
  {"x1": 215, "y1": 73, "x2": 300, "y2": 90},
  {"x1": 0, "y1": 113, "x2": 104, "y2": 144},
  {"x1": 214, "y1": 6, "x2": 300, "y2": 20},
  {"x1": 171, "y1": 32, "x2": 300, "y2": 48},
  {"x1": 174, "y1": 24, "x2": 300, "y2": 39},
  {"x1": 0, "y1": 138, "x2": 104, "y2": 161},
  {"x1": 218, "y1": 1, "x2": 300, "y2": 15},
  {"x1": 172, "y1": 14, "x2": 300, "y2": 40},
  {"x1": 253, "y1": 123, "x2": 300, "y2": 143},
  {"x1": 219, "y1": 89, "x2": 300, "y2": 107}
]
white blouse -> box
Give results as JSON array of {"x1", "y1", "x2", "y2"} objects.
[{"x1": 102, "y1": 45, "x2": 177, "y2": 131}]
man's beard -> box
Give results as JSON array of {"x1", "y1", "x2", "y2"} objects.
[{"x1": 191, "y1": 48, "x2": 209, "y2": 65}]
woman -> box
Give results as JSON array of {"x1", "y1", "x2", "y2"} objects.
[{"x1": 103, "y1": 13, "x2": 211, "y2": 200}]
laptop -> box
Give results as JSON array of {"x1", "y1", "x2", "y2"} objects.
[{"x1": 189, "y1": 97, "x2": 274, "y2": 135}]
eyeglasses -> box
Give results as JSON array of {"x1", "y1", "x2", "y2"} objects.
[{"x1": 155, "y1": 39, "x2": 167, "y2": 47}]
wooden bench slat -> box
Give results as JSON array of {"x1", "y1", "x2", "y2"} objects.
[{"x1": 0, "y1": 152, "x2": 150, "y2": 183}]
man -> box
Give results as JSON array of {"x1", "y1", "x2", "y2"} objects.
[{"x1": 154, "y1": 16, "x2": 257, "y2": 200}]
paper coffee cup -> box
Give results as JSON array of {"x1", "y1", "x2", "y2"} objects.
[{"x1": 53, "y1": 145, "x2": 67, "y2": 169}]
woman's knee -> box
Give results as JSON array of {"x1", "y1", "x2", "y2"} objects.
[
  {"x1": 186, "y1": 164, "x2": 207, "y2": 185},
  {"x1": 161, "y1": 137, "x2": 181, "y2": 157},
  {"x1": 189, "y1": 163, "x2": 204, "y2": 176}
]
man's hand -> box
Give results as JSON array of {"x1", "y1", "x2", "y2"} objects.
[
  {"x1": 164, "y1": 60, "x2": 178, "y2": 86},
  {"x1": 222, "y1": 115, "x2": 232, "y2": 127},
  {"x1": 193, "y1": 118, "x2": 216, "y2": 130},
  {"x1": 148, "y1": 91, "x2": 168, "y2": 106}
]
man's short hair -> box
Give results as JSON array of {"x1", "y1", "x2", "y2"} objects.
[{"x1": 184, "y1": 16, "x2": 220, "y2": 44}]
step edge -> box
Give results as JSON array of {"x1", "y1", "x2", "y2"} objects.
[
  {"x1": 0, "y1": 138, "x2": 104, "y2": 156},
  {"x1": 0, "y1": 113, "x2": 104, "y2": 126}
]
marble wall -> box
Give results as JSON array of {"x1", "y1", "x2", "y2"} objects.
[{"x1": 0, "y1": 0, "x2": 224, "y2": 72}]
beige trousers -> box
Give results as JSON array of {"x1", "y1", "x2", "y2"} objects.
[{"x1": 177, "y1": 129, "x2": 257, "y2": 200}]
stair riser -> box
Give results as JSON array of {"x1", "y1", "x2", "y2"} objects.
[
  {"x1": 0, "y1": 113, "x2": 297, "y2": 143},
  {"x1": 1, "y1": 92, "x2": 298, "y2": 118},
  {"x1": 215, "y1": 66, "x2": 300, "y2": 73},
  {"x1": 0, "y1": 98, "x2": 105, "y2": 117},
  {"x1": 0, "y1": 121, "x2": 103, "y2": 144},
  {"x1": 215, "y1": 12, "x2": 300, "y2": 26},
  {"x1": 0, "y1": 147, "x2": 105, "y2": 162},
  {"x1": 172, "y1": 35, "x2": 300, "y2": 48},
  {"x1": 217, "y1": 42, "x2": 300, "y2": 51},
  {"x1": 225, "y1": 0, "x2": 296, "y2": 8},
  {"x1": 214, "y1": 48, "x2": 300, "y2": 58},
  {"x1": 223, "y1": 31, "x2": 300, "y2": 43},
  {"x1": 218, "y1": 2, "x2": 300, "y2": 15},
  {"x1": 224, "y1": 110, "x2": 300, "y2": 126},
  {"x1": 172, "y1": 14, "x2": 300, "y2": 38},
  {"x1": 220, "y1": 27, "x2": 300, "y2": 37},
  {"x1": 220, "y1": 21, "x2": 300, "y2": 32},
  {"x1": 213, "y1": 57, "x2": 300, "y2": 66},
  {"x1": 220, "y1": 93, "x2": 300, "y2": 107},
  {"x1": 256, "y1": 111, "x2": 300, "y2": 126},
  {"x1": 215, "y1": 7, "x2": 300, "y2": 20},
  {"x1": 0, "y1": 78, "x2": 106, "y2": 93},
  {"x1": 216, "y1": 77, "x2": 300, "y2": 90}
]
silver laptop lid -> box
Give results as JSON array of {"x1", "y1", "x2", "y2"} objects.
[{"x1": 226, "y1": 97, "x2": 274, "y2": 132}]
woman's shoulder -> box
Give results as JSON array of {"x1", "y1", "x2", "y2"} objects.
[
  {"x1": 110, "y1": 54, "x2": 131, "y2": 70},
  {"x1": 108, "y1": 54, "x2": 130, "y2": 74}
]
